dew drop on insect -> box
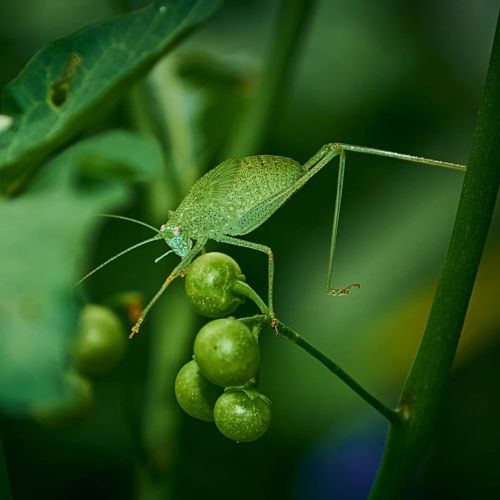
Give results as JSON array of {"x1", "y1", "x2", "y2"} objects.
[
  {"x1": 159, "y1": 5, "x2": 167, "y2": 14},
  {"x1": 0, "y1": 114, "x2": 13, "y2": 133}
]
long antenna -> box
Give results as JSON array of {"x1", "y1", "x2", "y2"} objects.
[
  {"x1": 97, "y1": 213, "x2": 161, "y2": 234},
  {"x1": 75, "y1": 235, "x2": 161, "y2": 286}
]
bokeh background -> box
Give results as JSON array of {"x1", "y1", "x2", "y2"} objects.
[{"x1": 0, "y1": 0, "x2": 499, "y2": 498}]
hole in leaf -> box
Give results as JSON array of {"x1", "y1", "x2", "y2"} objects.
[
  {"x1": 48, "y1": 52, "x2": 82, "y2": 108},
  {"x1": 49, "y1": 83, "x2": 69, "y2": 107}
]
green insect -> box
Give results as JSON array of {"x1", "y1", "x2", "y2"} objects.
[{"x1": 78, "y1": 143, "x2": 466, "y2": 338}]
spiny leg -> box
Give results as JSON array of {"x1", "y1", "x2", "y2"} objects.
[
  {"x1": 294, "y1": 144, "x2": 360, "y2": 295},
  {"x1": 315, "y1": 143, "x2": 466, "y2": 294},
  {"x1": 324, "y1": 149, "x2": 360, "y2": 296},
  {"x1": 339, "y1": 144, "x2": 466, "y2": 172},
  {"x1": 218, "y1": 235, "x2": 275, "y2": 318},
  {"x1": 288, "y1": 142, "x2": 466, "y2": 297},
  {"x1": 130, "y1": 241, "x2": 204, "y2": 338},
  {"x1": 301, "y1": 143, "x2": 335, "y2": 171}
]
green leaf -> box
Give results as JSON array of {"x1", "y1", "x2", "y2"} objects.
[
  {"x1": 0, "y1": 131, "x2": 162, "y2": 412},
  {"x1": 30, "y1": 129, "x2": 165, "y2": 190},
  {"x1": 0, "y1": 0, "x2": 221, "y2": 191}
]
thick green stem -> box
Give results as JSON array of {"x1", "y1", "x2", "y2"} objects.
[
  {"x1": 273, "y1": 319, "x2": 400, "y2": 425},
  {"x1": 0, "y1": 437, "x2": 12, "y2": 500},
  {"x1": 370, "y1": 12, "x2": 500, "y2": 498},
  {"x1": 226, "y1": 0, "x2": 317, "y2": 157}
]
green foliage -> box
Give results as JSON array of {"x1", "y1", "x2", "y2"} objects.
[
  {"x1": 0, "y1": 0, "x2": 220, "y2": 192},
  {"x1": 0, "y1": 1, "x2": 498, "y2": 499},
  {"x1": 0, "y1": 131, "x2": 162, "y2": 411},
  {"x1": 0, "y1": 0, "x2": 220, "y2": 415}
]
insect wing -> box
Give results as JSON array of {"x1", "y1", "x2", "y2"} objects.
[{"x1": 194, "y1": 158, "x2": 239, "y2": 204}]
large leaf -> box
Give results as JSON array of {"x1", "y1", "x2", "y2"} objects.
[
  {"x1": 0, "y1": 131, "x2": 162, "y2": 412},
  {"x1": 0, "y1": 0, "x2": 220, "y2": 190}
]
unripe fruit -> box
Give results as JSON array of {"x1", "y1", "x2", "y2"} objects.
[
  {"x1": 194, "y1": 318, "x2": 260, "y2": 387},
  {"x1": 32, "y1": 372, "x2": 94, "y2": 427},
  {"x1": 72, "y1": 305, "x2": 126, "y2": 376},
  {"x1": 185, "y1": 252, "x2": 246, "y2": 318},
  {"x1": 175, "y1": 360, "x2": 223, "y2": 422},
  {"x1": 214, "y1": 389, "x2": 271, "y2": 442}
]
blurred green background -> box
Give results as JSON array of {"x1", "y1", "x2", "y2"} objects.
[{"x1": 0, "y1": 0, "x2": 499, "y2": 498}]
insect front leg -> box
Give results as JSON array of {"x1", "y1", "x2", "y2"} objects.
[
  {"x1": 217, "y1": 235, "x2": 275, "y2": 319},
  {"x1": 130, "y1": 241, "x2": 204, "y2": 338}
]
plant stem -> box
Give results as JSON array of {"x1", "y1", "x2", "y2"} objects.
[
  {"x1": 231, "y1": 280, "x2": 269, "y2": 316},
  {"x1": 0, "y1": 437, "x2": 12, "y2": 500},
  {"x1": 237, "y1": 276, "x2": 399, "y2": 424},
  {"x1": 226, "y1": 0, "x2": 317, "y2": 157},
  {"x1": 370, "y1": 12, "x2": 500, "y2": 499},
  {"x1": 272, "y1": 318, "x2": 400, "y2": 425}
]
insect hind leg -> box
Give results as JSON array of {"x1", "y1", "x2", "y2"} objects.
[
  {"x1": 321, "y1": 142, "x2": 466, "y2": 296},
  {"x1": 324, "y1": 148, "x2": 360, "y2": 296}
]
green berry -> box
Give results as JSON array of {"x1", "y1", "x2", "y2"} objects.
[
  {"x1": 72, "y1": 305, "x2": 126, "y2": 376},
  {"x1": 175, "y1": 360, "x2": 223, "y2": 422},
  {"x1": 194, "y1": 318, "x2": 260, "y2": 387},
  {"x1": 32, "y1": 372, "x2": 94, "y2": 428},
  {"x1": 214, "y1": 389, "x2": 271, "y2": 442},
  {"x1": 185, "y1": 252, "x2": 246, "y2": 318}
]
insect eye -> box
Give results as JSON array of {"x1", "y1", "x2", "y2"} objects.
[
  {"x1": 160, "y1": 224, "x2": 166, "y2": 232},
  {"x1": 172, "y1": 226, "x2": 182, "y2": 236}
]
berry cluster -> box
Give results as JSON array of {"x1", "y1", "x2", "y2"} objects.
[
  {"x1": 175, "y1": 252, "x2": 272, "y2": 442},
  {"x1": 33, "y1": 304, "x2": 127, "y2": 427}
]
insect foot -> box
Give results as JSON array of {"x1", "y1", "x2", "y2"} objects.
[
  {"x1": 129, "y1": 320, "x2": 142, "y2": 339},
  {"x1": 325, "y1": 283, "x2": 361, "y2": 296}
]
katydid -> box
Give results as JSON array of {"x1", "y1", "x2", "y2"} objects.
[{"x1": 77, "y1": 143, "x2": 466, "y2": 338}]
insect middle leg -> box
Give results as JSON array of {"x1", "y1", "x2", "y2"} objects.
[{"x1": 218, "y1": 235, "x2": 275, "y2": 318}]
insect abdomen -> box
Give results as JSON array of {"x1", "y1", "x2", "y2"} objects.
[{"x1": 226, "y1": 155, "x2": 304, "y2": 235}]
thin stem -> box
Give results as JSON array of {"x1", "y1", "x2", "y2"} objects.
[
  {"x1": 370, "y1": 11, "x2": 500, "y2": 499},
  {"x1": 272, "y1": 319, "x2": 401, "y2": 426},
  {"x1": 0, "y1": 437, "x2": 12, "y2": 500},
  {"x1": 231, "y1": 280, "x2": 269, "y2": 315},
  {"x1": 235, "y1": 279, "x2": 398, "y2": 424},
  {"x1": 225, "y1": 0, "x2": 317, "y2": 157}
]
